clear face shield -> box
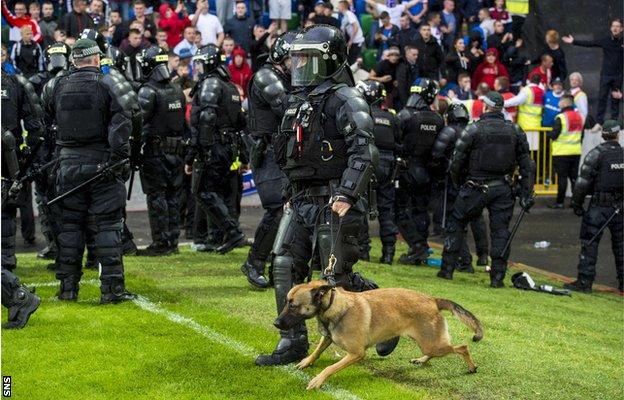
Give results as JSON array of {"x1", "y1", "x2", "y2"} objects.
[
  {"x1": 290, "y1": 50, "x2": 326, "y2": 87},
  {"x1": 47, "y1": 54, "x2": 68, "y2": 72},
  {"x1": 192, "y1": 58, "x2": 206, "y2": 76}
]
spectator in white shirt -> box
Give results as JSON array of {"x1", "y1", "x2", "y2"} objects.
[
  {"x1": 191, "y1": 0, "x2": 224, "y2": 46},
  {"x1": 337, "y1": 0, "x2": 365, "y2": 64},
  {"x1": 173, "y1": 26, "x2": 198, "y2": 59},
  {"x1": 365, "y1": 0, "x2": 422, "y2": 27}
]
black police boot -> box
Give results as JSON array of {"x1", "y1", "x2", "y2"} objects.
[
  {"x1": 100, "y1": 280, "x2": 137, "y2": 304},
  {"x1": 217, "y1": 230, "x2": 246, "y2": 254},
  {"x1": 489, "y1": 271, "x2": 505, "y2": 288},
  {"x1": 398, "y1": 245, "x2": 429, "y2": 265},
  {"x1": 255, "y1": 332, "x2": 309, "y2": 366},
  {"x1": 46, "y1": 262, "x2": 57, "y2": 271},
  {"x1": 37, "y1": 242, "x2": 58, "y2": 260},
  {"x1": 380, "y1": 245, "x2": 395, "y2": 265},
  {"x1": 476, "y1": 254, "x2": 489, "y2": 266},
  {"x1": 137, "y1": 242, "x2": 174, "y2": 257},
  {"x1": 618, "y1": 277, "x2": 623, "y2": 293},
  {"x1": 376, "y1": 337, "x2": 400, "y2": 357},
  {"x1": 3, "y1": 286, "x2": 41, "y2": 329},
  {"x1": 436, "y1": 268, "x2": 454, "y2": 280},
  {"x1": 241, "y1": 259, "x2": 270, "y2": 289},
  {"x1": 563, "y1": 278, "x2": 593, "y2": 293},
  {"x1": 85, "y1": 253, "x2": 98, "y2": 270},
  {"x1": 122, "y1": 237, "x2": 138, "y2": 256},
  {"x1": 456, "y1": 263, "x2": 475, "y2": 273},
  {"x1": 57, "y1": 279, "x2": 79, "y2": 301}
]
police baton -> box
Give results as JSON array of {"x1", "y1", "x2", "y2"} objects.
[
  {"x1": 587, "y1": 207, "x2": 621, "y2": 246},
  {"x1": 47, "y1": 158, "x2": 129, "y2": 207},
  {"x1": 501, "y1": 207, "x2": 527, "y2": 258},
  {"x1": 441, "y1": 174, "x2": 449, "y2": 229}
]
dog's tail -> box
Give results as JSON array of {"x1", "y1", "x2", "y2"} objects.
[{"x1": 436, "y1": 299, "x2": 484, "y2": 342}]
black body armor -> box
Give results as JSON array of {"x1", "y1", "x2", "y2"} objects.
[
  {"x1": 371, "y1": 107, "x2": 398, "y2": 152},
  {"x1": 397, "y1": 106, "x2": 444, "y2": 160},
  {"x1": 247, "y1": 64, "x2": 289, "y2": 141}
]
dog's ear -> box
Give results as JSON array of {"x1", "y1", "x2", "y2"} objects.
[{"x1": 311, "y1": 285, "x2": 334, "y2": 306}]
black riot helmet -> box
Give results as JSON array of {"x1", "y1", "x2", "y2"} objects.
[
  {"x1": 289, "y1": 24, "x2": 350, "y2": 87},
  {"x1": 406, "y1": 78, "x2": 439, "y2": 108},
  {"x1": 446, "y1": 102, "x2": 469, "y2": 123},
  {"x1": 192, "y1": 44, "x2": 225, "y2": 77},
  {"x1": 135, "y1": 46, "x2": 171, "y2": 82},
  {"x1": 355, "y1": 80, "x2": 385, "y2": 105},
  {"x1": 80, "y1": 28, "x2": 126, "y2": 71},
  {"x1": 269, "y1": 31, "x2": 297, "y2": 65},
  {"x1": 44, "y1": 42, "x2": 71, "y2": 73}
]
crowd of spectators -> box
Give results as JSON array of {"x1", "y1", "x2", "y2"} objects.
[{"x1": 1, "y1": 0, "x2": 622, "y2": 126}]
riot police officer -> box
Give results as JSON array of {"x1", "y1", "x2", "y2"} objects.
[
  {"x1": 135, "y1": 46, "x2": 186, "y2": 256},
  {"x1": 355, "y1": 79, "x2": 400, "y2": 264},
  {"x1": 1, "y1": 64, "x2": 43, "y2": 328},
  {"x1": 437, "y1": 92, "x2": 534, "y2": 287},
  {"x1": 29, "y1": 42, "x2": 72, "y2": 95},
  {"x1": 45, "y1": 38, "x2": 136, "y2": 303},
  {"x1": 567, "y1": 120, "x2": 623, "y2": 293},
  {"x1": 80, "y1": 28, "x2": 141, "y2": 257},
  {"x1": 2, "y1": 68, "x2": 43, "y2": 271},
  {"x1": 185, "y1": 44, "x2": 246, "y2": 254},
  {"x1": 431, "y1": 102, "x2": 489, "y2": 271},
  {"x1": 33, "y1": 42, "x2": 71, "y2": 262},
  {"x1": 240, "y1": 32, "x2": 296, "y2": 288},
  {"x1": 395, "y1": 78, "x2": 445, "y2": 265},
  {"x1": 255, "y1": 25, "x2": 379, "y2": 366}
]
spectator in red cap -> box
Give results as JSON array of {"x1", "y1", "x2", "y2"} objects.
[
  {"x1": 158, "y1": 2, "x2": 191, "y2": 48},
  {"x1": 472, "y1": 47, "x2": 508, "y2": 90},
  {"x1": 528, "y1": 54, "x2": 553, "y2": 87},
  {"x1": 228, "y1": 46, "x2": 253, "y2": 99}
]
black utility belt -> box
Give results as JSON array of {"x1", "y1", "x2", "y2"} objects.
[
  {"x1": 591, "y1": 192, "x2": 623, "y2": 206},
  {"x1": 292, "y1": 179, "x2": 340, "y2": 198},
  {"x1": 464, "y1": 178, "x2": 510, "y2": 192},
  {"x1": 147, "y1": 136, "x2": 185, "y2": 155}
]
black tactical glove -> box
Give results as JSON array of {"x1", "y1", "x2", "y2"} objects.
[
  {"x1": 519, "y1": 193, "x2": 535, "y2": 211},
  {"x1": 109, "y1": 158, "x2": 131, "y2": 182},
  {"x1": 571, "y1": 202, "x2": 584, "y2": 217}
]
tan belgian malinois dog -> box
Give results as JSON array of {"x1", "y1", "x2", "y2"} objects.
[{"x1": 273, "y1": 280, "x2": 484, "y2": 390}]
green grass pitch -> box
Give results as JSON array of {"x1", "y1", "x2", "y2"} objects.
[{"x1": 2, "y1": 241, "x2": 623, "y2": 400}]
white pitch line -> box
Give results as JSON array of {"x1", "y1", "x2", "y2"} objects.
[
  {"x1": 26, "y1": 280, "x2": 363, "y2": 400},
  {"x1": 28, "y1": 278, "x2": 100, "y2": 288},
  {"x1": 133, "y1": 295, "x2": 363, "y2": 400}
]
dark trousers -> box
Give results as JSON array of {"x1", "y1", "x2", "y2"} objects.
[
  {"x1": 18, "y1": 183, "x2": 35, "y2": 242},
  {"x1": 442, "y1": 183, "x2": 515, "y2": 277},
  {"x1": 55, "y1": 149, "x2": 126, "y2": 287},
  {"x1": 577, "y1": 202, "x2": 623, "y2": 282},
  {"x1": 248, "y1": 149, "x2": 285, "y2": 263},
  {"x1": 140, "y1": 151, "x2": 184, "y2": 246},
  {"x1": 552, "y1": 155, "x2": 580, "y2": 204},
  {"x1": 1, "y1": 205, "x2": 17, "y2": 270},
  {"x1": 596, "y1": 74, "x2": 622, "y2": 123},
  {"x1": 395, "y1": 162, "x2": 431, "y2": 251}
]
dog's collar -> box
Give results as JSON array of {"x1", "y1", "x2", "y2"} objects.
[{"x1": 320, "y1": 288, "x2": 336, "y2": 312}]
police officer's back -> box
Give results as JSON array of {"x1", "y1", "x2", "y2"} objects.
[
  {"x1": 567, "y1": 120, "x2": 624, "y2": 293},
  {"x1": 136, "y1": 46, "x2": 186, "y2": 256},
  {"x1": 394, "y1": 78, "x2": 444, "y2": 265},
  {"x1": 438, "y1": 91, "x2": 533, "y2": 287},
  {"x1": 185, "y1": 44, "x2": 246, "y2": 254},
  {"x1": 47, "y1": 38, "x2": 135, "y2": 304}
]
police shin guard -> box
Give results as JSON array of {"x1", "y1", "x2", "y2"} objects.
[
  {"x1": 2, "y1": 270, "x2": 40, "y2": 329},
  {"x1": 255, "y1": 254, "x2": 308, "y2": 366}
]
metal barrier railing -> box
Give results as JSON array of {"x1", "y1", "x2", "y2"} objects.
[{"x1": 525, "y1": 127, "x2": 557, "y2": 196}]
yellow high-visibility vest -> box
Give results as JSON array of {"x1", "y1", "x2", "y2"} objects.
[
  {"x1": 506, "y1": 0, "x2": 529, "y2": 15},
  {"x1": 552, "y1": 110, "x2": 583, "y2": 156},
  {"x1": 517, "y1": 86, "x2": 544, "y2": 131}
]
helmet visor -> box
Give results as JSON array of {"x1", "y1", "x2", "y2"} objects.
[
  {"x1": 291, "y1": 51, "x2": 326, "y2": 87},
  {"x1": 47, "y1": 54, "x2": 67, "y2": 72},
  {"x1": 192, "y1": 59, "x2": 205, "y2": 76}
]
